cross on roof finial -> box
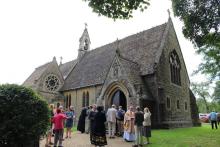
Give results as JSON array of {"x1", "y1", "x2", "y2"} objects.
[
  {"x1": 116, "y1": 38, "x2": 121, "y2": 56},
  {"x1": 84, "y1": 23, "x2": 88, "y2": 29},
  {"x1": 167, "y1": 9, "x2": 171, "y2": 18},
  {"x1": 116, "y1": 38, "x2": 119, "y2": 49}
]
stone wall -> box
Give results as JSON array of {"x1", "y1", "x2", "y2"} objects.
[
  {"x1": 62, "y1": 85, "x2": 102, "y2": 119},
  {"x1": 155, "y1": 22, "x2": 193, "y2": 128}
]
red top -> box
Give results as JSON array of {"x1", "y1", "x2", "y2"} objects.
[{"x1": 52, "y1": 113, "x2": 67, "y2": 130}]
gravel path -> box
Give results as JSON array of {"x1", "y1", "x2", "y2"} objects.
[{"x1": 40, "y1": 131, "x2": 135, "y2": 147}]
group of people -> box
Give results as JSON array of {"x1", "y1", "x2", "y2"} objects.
[
  {"x1": 45, "y1": 103, "x2": 152, "y2": 147},
  {"x1": 45, "y1": 104, "x2": 75, "y2": 147},
  {"x1": 77, "y1": 104, "x2": 152, "y2": 147}
]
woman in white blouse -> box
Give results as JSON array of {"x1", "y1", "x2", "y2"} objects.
[{"x1": 142, "y1": 107, "x2": 151, "y2": 144}]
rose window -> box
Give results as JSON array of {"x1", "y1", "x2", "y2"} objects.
[{"x1": 45, "y1": 74, "x2": 60, "y2": 91}]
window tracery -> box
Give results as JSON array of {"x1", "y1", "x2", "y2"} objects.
[
  {"x1": 45, "y1": 74, "x2": 60, "y2": 91},
  {"x1": 169, "y1": 50, "x2": 181, "y2": 85}
]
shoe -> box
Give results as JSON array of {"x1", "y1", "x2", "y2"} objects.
[{"x1": 49, "y1": 142, "x2": 54, "y2": 145}]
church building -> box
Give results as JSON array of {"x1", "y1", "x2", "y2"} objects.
[{"x1": 23, "y1": 18, "x2": 200, "y2": 128}]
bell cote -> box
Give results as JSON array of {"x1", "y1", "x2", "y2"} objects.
[{"x1": 78, "y1": 23, "x2": 91, "y2": 59}]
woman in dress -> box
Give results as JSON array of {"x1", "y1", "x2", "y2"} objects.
[
  {"x1": 91, "y1": 106, "x2": 107, "y2": 147},
  {"x1": 123, "y1": 106, "x2": 135, "y2": 142},
  {"x1": 89, "y1": 104, "x2": 97, "y2": 143},
  {"x1": 142, "y1": 107, "x2": 151, "y2": 144},
  {"x1": 65, "y1": 106, "x2": 75, "y2": 138}
]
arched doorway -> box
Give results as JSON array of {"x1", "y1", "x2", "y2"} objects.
[{"x1": 111, "y1": 90, "x2": 127, "y2": 111}]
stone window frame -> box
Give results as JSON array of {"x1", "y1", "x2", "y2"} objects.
[
  {"x1": 176, "y1": 99, "x2": 180, "y2": 110},
  {"x1": 166, "y1": 96, "x2": 171, "y2": 110},
  {"x1": 82, "y1": 91, "x2": 90, "y2": 107},
  {"x1": 65, "y1": 94, "x2": 72, "y2": 109},
  {"x1": 68, "y1": 94, "x2": 72, "y2": 108},
  {"x1": 85, "y1": 91, "x2": 89, "y2": 107},
  {"x1": 44, "y1": 74, "x2": 60, "y2": 91},
  {"x1": 169, "y1": 50, "x2": 181, "y2": 86},
  {"x1": 82, "y1": 92, "x2": 86, "y2": 107},
  {"x1": 65, "y1": 95, "x2": 68, "y2": 108}
]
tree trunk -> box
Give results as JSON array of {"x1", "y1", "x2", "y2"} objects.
[{"x1": 202, "y1": 96, "x2": 209, "y2": 113}]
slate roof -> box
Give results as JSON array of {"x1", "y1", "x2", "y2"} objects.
[
  {"x1": 59, "y1": 60, "x2": 77, "y2": 79},
  {"x1": 118, "y1": 56, "x2": 143, "y2": 85},
  {"x1": 61, "y1": 22, "x2": 168, "y2": 91},
  {"x1": 23, "y1": 62, "x2": 50, "y2": 87},
  {"x1": 23, "y1": 59, "x2": 77, "y2": 87}
]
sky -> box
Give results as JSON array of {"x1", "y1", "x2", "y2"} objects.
[{"x1": 0, "y1": 0, "x2": 204, "y2": 85}]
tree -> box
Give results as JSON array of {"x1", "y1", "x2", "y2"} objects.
[
  {"x1": 191, "y1": 82, "x2": 212, "y2": 113},
  {"x1": 196, "y1": 98, "x2": 208, "y2": 113},
  {"x1": 83, "y1": 0, "x2": 150, "y2": 19},
  {"x1": 171, "y1": 0, "x2": 220, "y2": 79},
  {"x1": 0, "y1": 84, "x2": 50, "y2": 147},
  {"x1": 213, "y1": 81, "x2": 220, "y2": 103}
]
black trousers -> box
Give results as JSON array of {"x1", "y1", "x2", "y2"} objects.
[
  {"x1": 211, "y1": 121, "x2": 218, "y2": 129},
  {"x1": 54, "y1": 129, "x2": 64, "y2": 146}
]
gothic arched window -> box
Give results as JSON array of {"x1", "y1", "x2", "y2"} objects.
[
  {"x1": 169, "y1": 50, "x2": 181, "y2": 85},
  {"x1": 82, "y1": 92, "x2": 86, "y2": 107},
  {"x1": 84, "y1": 39, "x2": 89, "y2": 50},
  {"x1": 65, "y1": 95, "x2": 69, "y2": 108},
  {"x1": 166, "y1": 97, "x2": 171, "y2": 109},
  {"x1": 177, "y1": 100, "x2": 180, "y2": 109},
  {"x1": 86, "y1": 91, "x2": 89, "y2": 107},
  {"x1": 68, "y1": 94, "x2": 71, "y2": 108}
]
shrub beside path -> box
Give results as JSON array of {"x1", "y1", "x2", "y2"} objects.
[{"x1": 40, "y1": 132, "x2": 133, "y2": 147}]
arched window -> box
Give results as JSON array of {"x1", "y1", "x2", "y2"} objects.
[
  {"x1": 65, "y1": 95, "x2": 69, "y2": 108},
  {"x1": 84, "y1": 39, "x2": 89, "y2": 50},
  {"x1": 184, "y1": 102, "x2": 188, "y2": 111},
  {"x1": 86, "y1": 91, "x2": 89, "y2": 107},
  {"x1": 177, "y1": 100, "x2": 180, "y2": 109},
  {"x1": 166, "y1": 97, "x2": 171, "y2": 109},
  {"x1": 82, "y1": 92, "x2": 86, "y2": 107},
  {"x1": 169, "y1": 50, "x2": 181, "y2": 85},
  {"x1": 68, "y1": 94, "x2": 71, "y2": 108}
]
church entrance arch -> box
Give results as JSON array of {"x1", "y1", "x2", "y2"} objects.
[
  {"x1": 111, "y1": 90, "x2": 127, "y2": 111},
  {"x1": 104, "y1": 82, "x2": 129, "y2": 111}
]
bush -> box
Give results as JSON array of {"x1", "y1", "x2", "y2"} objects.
[{"x1": 0, "y1": 84, "x2": 50, "y2": 146}]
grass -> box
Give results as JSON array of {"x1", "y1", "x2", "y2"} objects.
[
  {"x1": 67, "y1": 124, "x2": 219, "y2": 147},
  {"x1": 147, "y1": 124, "x2": 220, "y2": 147}
]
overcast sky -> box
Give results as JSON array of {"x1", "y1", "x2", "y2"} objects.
[{"x1": 0, "y1": 0, "x2": 204, "y2": 85}]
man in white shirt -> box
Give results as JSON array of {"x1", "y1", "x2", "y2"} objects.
[{"x1": 107, "y1": 104, "x2": 117, "y2": 138}]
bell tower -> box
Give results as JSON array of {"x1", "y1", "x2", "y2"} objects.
[{"x1": 78, "y1": 23, "x2": 91, "y2": 59}]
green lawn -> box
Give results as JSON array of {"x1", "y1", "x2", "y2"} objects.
[
  {"x1": 147, "y1": 124, "x2": 220, "y2": 147},
  {"x1": 68, "y1": 124, "x2": 219, "y2": 147}
]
